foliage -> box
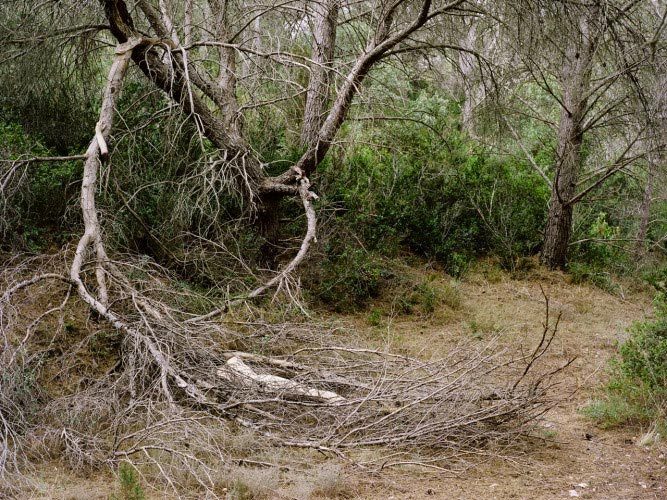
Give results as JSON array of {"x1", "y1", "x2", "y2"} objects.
[
  {"x1": 0, "y1": 121, "x2": 81, "y2": 249},
  {"x1": 112, "y1": 463, "x2": 146, "y2": 500},
  {"x1": 317, "y1": 97, "x2": 549, "y2": 276},
  {"x1": 305, "y1": 247, "x2": 391, "y2": 312},
  {"x1": 585, "y1": 293, "x2": 667, "y2": 429},
  {"x1": 568, "y1": 212, "x2": 629, "y2": 293}
]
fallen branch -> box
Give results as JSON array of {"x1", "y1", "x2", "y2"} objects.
[{"x1": 220, "y1": 356, "x2": 345, "y2": 404}]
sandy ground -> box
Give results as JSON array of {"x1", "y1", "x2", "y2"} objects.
[
  {"x1": 355, "y1": 269, "x2": 666, "y2": 499},
  {"x1": 16, "y1": 267, "x2": 667, "y2": 499}
]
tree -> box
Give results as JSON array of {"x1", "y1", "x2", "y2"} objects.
[
  {"x1": 0, "y1": 1, "x2": 564, "y2": 493},
  {"x1": 634, "y1": 0, "x2": 667, "y2": 255},
  {"x1": 497, "y1": 0, "x2": 661, "y2": 269}
]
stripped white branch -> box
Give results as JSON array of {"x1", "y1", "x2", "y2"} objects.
[{"x1": 220, "y1": 356, "x2": 345, "y2": 404}]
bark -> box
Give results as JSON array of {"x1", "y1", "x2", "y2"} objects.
[
  {"x1": 459, "y1": 21, "x2": 478, "y2": 135},
  {"x1": 300, "y1": 0, "x2": 339, "y2": 147},
  {"x1": 636, "y1": 16, "x2": 667, "y2": 255},
  {"x1": 635, "y1": 156, "x2": 654, "y2": 255},
  {"x1": 257, "y1": 193, "x2": 282, "y2": 268},
  {"x1": 209, "y1": 0, "x2": 244, "y2": 144},
  {"x1": 540, "y1": 14, "x2": 595, "y2": 270},
  {"x1": 71, "y1": 37, "x2": 143, "y2": 305},
  {"x1": 184, "y1": 0, "x2": 193, "y2": 47}
]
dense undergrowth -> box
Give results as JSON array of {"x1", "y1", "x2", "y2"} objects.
[
  {"x1": 3, "y1": 83, "x2": 659, "y2": 310},
  {"x1": 586, "y1": 284, "x2": 667, "y2": 433}
]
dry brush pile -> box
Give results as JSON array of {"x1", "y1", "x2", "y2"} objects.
[{"x1": 0, "y1": 250, "x2": 568, "y2": 496}]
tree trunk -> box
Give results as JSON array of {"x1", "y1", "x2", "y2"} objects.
[
  {"x1": 257, "y1": 194, "x2": 282, "y2": 269},
  {"x1": 635, "y1": 152, "x2": 656, "y2": 256},
  {"x1": 540, "y1": 14, "x2": 595, "y2": 270},
  {"x1": 542, "y1": 188, "x2": 575, "y2": 270},
  {"x1": 459, "y1": 21, "x2": 478, "y2": 136},
  {"x1": 300, "y1": 0, "x2": 339, "y2": 147}
]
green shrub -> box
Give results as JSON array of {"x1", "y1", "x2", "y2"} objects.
[
  {"x1": 305, "y1": 248, "x2": 392, "y2": 312},
  {"x1": 568, "y1": 261, "x2": 620, "y2": 294},
  {"x1": 585, "y1": 293, "x2": 667, "y2": 428},
  {"x1": 317, "y1": 106, "x2": 548, "y2": 276},
  {"x1": 643, "y1": 264, "x2": 667, "y2": 294},
  {"x1": 0, "y1": 121, "x2": 81, "y2": 249},
  {"x1": 113, "y1": 462, "x2": 145, "y2": 500}
]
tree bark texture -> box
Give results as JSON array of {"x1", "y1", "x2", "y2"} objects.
[{"x1": 300, "y1": 0, "x2": 339, "y2": 147}]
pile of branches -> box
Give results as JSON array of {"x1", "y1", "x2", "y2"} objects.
[{"x1": 0, "y1": 251, "x2": 567, "y2": 496}]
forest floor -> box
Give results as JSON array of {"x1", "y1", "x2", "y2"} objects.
[
  {"x1": 19, "y1": 262, "x2": 667, "y2": 499},
  {"x1": 350, "y1": 264, "x2": 667, "y2": 499}
]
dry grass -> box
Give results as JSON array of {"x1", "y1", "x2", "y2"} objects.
[
  {"x1": 217, "y1": 466, "x2": 281, "y2": 499},
  {"x1": 287, "y1": 462, "x2": 355, "y2": 499}
]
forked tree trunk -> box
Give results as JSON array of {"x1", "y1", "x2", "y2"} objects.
[
  {"x1": 257, "y1": 0, "x2": 338, "y2": 266},
  {"x1": 540, "y1": 15, "x2": 595, "y2": 270}
]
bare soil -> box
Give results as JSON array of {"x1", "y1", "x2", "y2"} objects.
[
  {"x1": 18, "y1": 266, "x2": 667, "y2": 499},
  {"x1": 355, "y1": 266, "x2": 666, "y2": 499}
]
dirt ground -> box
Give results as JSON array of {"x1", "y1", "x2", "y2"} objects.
[
  {"x1": 354, "y1": 267, "x2": 666, "y2": 500},
  {"x1": 17, "y1": 267, "x2": 667, "y2": 499}
]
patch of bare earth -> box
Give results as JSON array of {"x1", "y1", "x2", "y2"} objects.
[{"x1": 353, "y1": 268, "x2": 666, "y2": 499}]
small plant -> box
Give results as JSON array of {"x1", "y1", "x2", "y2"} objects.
[
  {"x1": 307, "y1": 248, "x2": 392, "y2": 312},
  {"x1": 113, "y1": 462, "x2": 145, "y2": 500},
  {"x1": 466, "y1": 314, "x2": 500, "y2": 339},
  {"x1": 568, "y1": 261, "x2": 620, "y2": 295},
  {"x1": 367, "y1": 308, "x2": 383, "y2": 326},
  {"x1": 227, "y1": 479, "x2": 253, "y2": 500},
  {"x1": 440, "y1": 280, "x2": 463, "y2": 310},
  {"x1": 221, "y1": 467, "x2": 280, "y2": 500}
]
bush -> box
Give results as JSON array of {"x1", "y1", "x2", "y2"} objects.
[
  {"x1": 568, "y1": 261, "x2": 619, "y2": 294},
  {"x1": 113, "y1": 462, "x2": 145, "y2": 500},
  {"x1": 0, "y1": 121, "x2": 81, "y2": 250},
  {"x1": 317, "y1": 104, "x2": 549, "y2": 276},
  {"x1": 305, "y1": 248, "x2": 392, "y2": 312},
  {"x1": 585, "y1": 293, "x2": 667, "y2": 428}
]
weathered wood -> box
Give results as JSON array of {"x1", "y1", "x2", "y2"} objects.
[{"x1": 220, "y1": 356, "x2": 345, "y2": 403}]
